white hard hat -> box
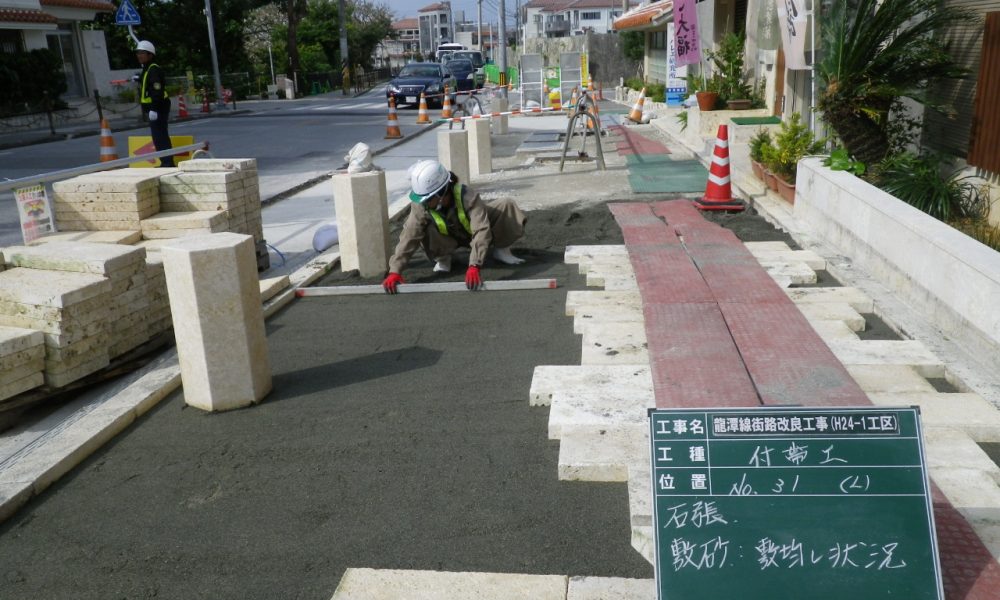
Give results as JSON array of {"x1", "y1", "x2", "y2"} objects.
[
  {"x1": 136, "y1": 40, "x2": 156, "y2": 55},
  {"x1": 408, "y1": 160, "x2": 450, "y2": 203}
]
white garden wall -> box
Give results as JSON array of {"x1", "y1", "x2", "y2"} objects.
[{"x1": 795, "y1": 158, "x2": 1000, "y2": 362}]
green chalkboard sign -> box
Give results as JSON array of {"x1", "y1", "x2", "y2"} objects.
[{"x1": 649, "y1": 407, "x2": 942, "y2": 599}]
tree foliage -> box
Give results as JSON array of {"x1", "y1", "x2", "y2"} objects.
[
  {"x1": 0, "y1": 49, "x2": 67, "y2": 114},
  {"x1": 293, "y1": 0, "x2": 393, "y2": 74},
  {"x1": 816, "y1": 0, "x2": 976, "y2": 166},
  {"x1": 620, "y1": 31, "x2": 644, "y2": 62}
]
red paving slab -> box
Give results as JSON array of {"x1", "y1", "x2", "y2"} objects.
[
  {"x1": 643, "y1": 302, "x2": 760, "y2": 408},
  {"x1": 608, "y1": 199, "x2": 1000, "y2": 598},
  {"x1": 606, "y1": 125, "x2": 672, "y2": 155}
]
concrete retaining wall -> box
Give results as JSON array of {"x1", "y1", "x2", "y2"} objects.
[{"x1": 795, "y1": 158, "x2": 1000, "y2": 364}]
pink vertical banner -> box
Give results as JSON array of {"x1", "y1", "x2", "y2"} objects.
[{"x1": 674, "y1": 0, "x2": 701, "y2": 67}]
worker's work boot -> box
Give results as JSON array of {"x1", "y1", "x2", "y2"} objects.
[
  {"x1": 433, "y1": 255, "x2": 452, "y2": 272},
  {"x1": 493, "y1": 247, "x2": 525, "y2": 265}
]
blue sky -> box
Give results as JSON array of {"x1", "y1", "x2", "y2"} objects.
[{"x1": 386, "y1": 0, "x2": 515, "y2": 25}]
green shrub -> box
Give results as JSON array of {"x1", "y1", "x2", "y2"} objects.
[
  {"x1": 748, "y1": 129, "x2": 772, "y2": 163},
  {"x1": 763, "y1": 113, "x2": 824, "y2": 183},
  {"x1": 0, "y1": 49, "x2": 67, "y2": 115},
  {"x1": 676, "y1": 110, "x2": 688, "y2": 132},
  {"x1": 874, "y1": 152, "x2": 987, "y2": 221}
]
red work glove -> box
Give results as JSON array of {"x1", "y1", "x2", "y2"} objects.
[
  {"x1": 465, "y1": 265, "x2": 482, "y2": 290},
  {"x1": 382, "y1": 272, "x2": 404, "y2": 294}
]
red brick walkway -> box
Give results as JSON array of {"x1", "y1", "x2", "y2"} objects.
[{"x1": 610, "y1": 198, "x2": 1000, "y2": 599}]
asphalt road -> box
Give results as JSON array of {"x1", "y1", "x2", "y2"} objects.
[{"x1": 0, "y1": 203, "x2": 653, "y2": 599}]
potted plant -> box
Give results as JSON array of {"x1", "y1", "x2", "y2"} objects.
[
  {"x1": 763, "y1": 113, "x2": 825, "y2": 203},
  {"x1": 707, "y1": 32, "x2": 753, "y2": 110},
  {"x1": 748, "y1": 128, "x2": 772, "y2": 181},
  {"x1": 687, "y1": 72, "x2": 719, "y2": 112}
]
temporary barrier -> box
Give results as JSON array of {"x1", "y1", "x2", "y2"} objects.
[
  {"x1": 99, "y1": 118, "x2": 118, "y2": 162},
  {"x1": 416, "y1": 93, "x2": 431, "y2": 124},
  {"x1": 628, "y1": 88, "x2": 646, "y2": 123},
  {"x1": 694, "y1": 124, "x2": 744, "y2": 211},
  {"x1": 177, "y1": 95, "x2": 189, "y2": 118},
  {"x1": 441, "y1": 85, "x2": 453, "y2": 119},
  {"x1": 385, "y1": 97, "x2": 403, "y2": 139}
]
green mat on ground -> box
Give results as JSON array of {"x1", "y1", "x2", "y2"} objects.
[
  {"x1": 626, "y1": 157, "x2": 709, "y2": 193},
  {"x1": 731, "y1": 116, "x2": 781, "y2": 125}
]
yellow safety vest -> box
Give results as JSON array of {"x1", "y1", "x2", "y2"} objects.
[
  {"x1": 428, "y1": 184, "x2": 472, "y2": 236},
  {"x1": 140, "y1": 64, "x2": 168, "y2": 105}
]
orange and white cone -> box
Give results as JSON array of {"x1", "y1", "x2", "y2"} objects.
[
  {"x1": 694, "y1": 124, "x2": 744, "y2": 211},
  {"x1": 99, "y1": 118, "x2": 118, "y2": 162},
  {"x1": 628, "y1": 87, "x2": 646, "y2": 123},
  {"x1": 441, "y1": 86, "x2": 453, "y2": 119},
  {"x1": 385, "y1": 97, "x2": 403, "y2": 139},
  {"x1": 177, "y1": 95, "x2": 189, "y2": 118},
  {"x1": 416, "y1": 93, "x2": 430, "y2": 124},
  {"x1": 542, "y1": 82, "x2": 549, "y2": 108},
  {"x1": 201, "y1": 91, "x2": 210, "y2": 113},
  {"x1": 568, "y1": 87, "x2": 578, "y2": 118}
]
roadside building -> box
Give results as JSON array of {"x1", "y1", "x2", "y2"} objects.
[
  {"x1": 387, "y1": 17, "x2": 420, "y2": 70},
  {"x1": 418, "y1": 1, "x2": 454, "y2": 57}
]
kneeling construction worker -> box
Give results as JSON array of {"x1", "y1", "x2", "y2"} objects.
[{"x1": 382, "y1": 160, "x2": 526, "y2": 293}]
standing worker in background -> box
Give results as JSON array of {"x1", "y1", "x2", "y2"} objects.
[
  {"x1": 135, "y1": 40, "x2": 174, "y2": 167},
  {"x1": 382, "y1": 160, "x2": 527, "y2": 294}
]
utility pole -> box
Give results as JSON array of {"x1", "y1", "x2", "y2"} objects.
[
  {"x1": 478, "y1": 0, "x2": 483, "y2": 51},
  {"x1": 204, "y1": 0, "x2": 225, "y2": 109},
  {"x1": 498, "y1": 0, "x2": 507, "y2": 98},
  {"x1": 339, "y1": 0, "x2": 349, "y2": 95}
]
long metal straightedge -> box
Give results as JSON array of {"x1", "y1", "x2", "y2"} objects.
[{"x1": 296, "y1": 278, "x2": 558, "y2": 297}]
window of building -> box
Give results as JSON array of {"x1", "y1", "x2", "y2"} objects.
[
  {"x1": 581, "y1": 11, "x2": 600, "y2": 20},
  {"x1": 0, "y1": 30, "x2": 22, "y2": 54},
  {"x1": 440, "y1": 13, "x2": 448, "y2": 23},
  {"x1": 651, "y1": 30, "x2": 666, "y2": 49}
]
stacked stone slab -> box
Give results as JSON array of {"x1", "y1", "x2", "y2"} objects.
[
  {"x1": 0, "y1": 326, "x2": 45, "y2": 401},
  {"x1": 174, "y1": 159, "x2": 263, "y2": 244},
  {"x1": 2, "y1": 242, "x2": 151, "y2": 360},
  {"x1": 0, "y1": 268, "x2": 111, "y2": 388},
  {"x1": 140, "y1": 210, "x2": 230, "y2": 239},
  {"x1": 50, "y1": 169, "x2": 161, "y2": 233},
  {"x1": 145, "y1": 254, "x2": 171, "y2": 336}
]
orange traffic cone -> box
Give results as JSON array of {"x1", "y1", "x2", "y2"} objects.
[
  {"x1": 541, "y1": 82, "x2": 549, "y2": 108},
  {"x1": 568, "y1": 87, "x2": 578, "y2": 118},
  {"x1": 694, "y1": 124, "x2": 744, "y2": 211},
  {"x1": 177, "y1": 95, "x2": 189, "y2": 118},
  {"x1": 441, "y1": 86, "x2": 452, "y2": 119},
  {"x1": 200, "y1": 90, "x2": 210, "y2": 113},
  {"x1": 628, "y1": 87, "x2": 646, "y2": 123},
  {"x1": 385, "y1": 96, "x2": 403, "y2": 139},
  {"x1": 416, "y1": 93, "x2": 430, "y2": 124},
  {"x1": 99, "y1": 118, "x2": 118, "y2": 162}
]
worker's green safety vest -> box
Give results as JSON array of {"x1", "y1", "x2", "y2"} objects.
[
  {"x1": 140, "y1": 64, "x2": 168, "y2": 105},
  {"x1": 428, "y1": 184, "x2": 472, "y2": 236}
]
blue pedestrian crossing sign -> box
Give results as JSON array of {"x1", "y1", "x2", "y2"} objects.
[{"x1": 115, "y1": 0, "x2": 141, "y2": 25}]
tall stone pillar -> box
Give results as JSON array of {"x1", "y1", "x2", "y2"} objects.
[
  {"x1": 333, "y1": 170, "x2": 389, "y2": 277},
  {"x1": 491, "y1": 97, "x2": 509, "y2": 134},
  {"x1": 161, "y1": 232, "x2": 271, "y2": 412},
  {"x1": 438, "y1": 129, "x2": 471, "y2": 187},
  {"x1": 468, "y1": 118, "x2": 492, "y2": 178}
]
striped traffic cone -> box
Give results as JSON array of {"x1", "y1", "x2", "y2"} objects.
[
  {"x1": 385, "y1": 97, "x2": 403, "y2": 139},
  {"x1": 416, "y1": 93, "x2": 431, "y2": 124},
  {"x1": 628, "y1": 88, "x2": 646, "y2": 123},
  {"x1": 99, "y1": 118, "x2": 118, "y2": 162},
  {"x1": 568, "y1": 87, "x2": 578, "y2": 118},
  {"x1": 694, "y1": 124, "x2": 744, "y2": 211},
  {"x1": 441, "y1": 86, "x2": 453, "y2": 119},
  {"x1": 177, "y1": 95, "x2": 189, "y2": 118}
]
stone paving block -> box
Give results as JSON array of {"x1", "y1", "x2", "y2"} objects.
[
  {"x1": 744, "y1": 241, "x2": 793, "y2": 252},
  {"x1": 260, "y1": 276, "x2": 290, "y2": 303},
  {"x1": 29, "y1": 231, "x2": 142, "y2": 245},
  {"x1": 584, "y1": 263, "x2": 636, "y2": 288},
  {"x1": 930, "y1": 468, "x2": 1000, "y2": 516},
  {"x1": 557, "y1": 423, "x2": 648, "y2": 482},
  {"x1": 628, "y1": 464, "x2": 652, "y2": 528},
  {"x1": 529, "y1": 365, "x2": 652, "y2": 406},
  {"x1": 178, "y1": 158, "x2": 257, "y2": 172},
  {"x1": 3, "y1": 242, "x2": 145, "y2": 277},
  {"x1": 580, "y1": 321, "x2": 648, "y2": 365},
  {"x1": 567, "y1": 576, "x2": 655, "y2": 600},
  {"x1": 595, "y1": 275, "x2": 638, "y2": 291},
  {"x1": 0, "y1": 479, "x2": 34, "y2": 523},
  {"x1": 0, "y1": 372, "x2": 43, "y2": 402},
  {"x1": 845, "y1": 365, "x2": 936, "y2": 394},
  {"x1": 573, "y1": 305, "x2": 643, "y2": 334},
  {"x1": 0, "y1": 344, "x2": 45, "y2": 371},
  {"x1": 923, "y1": 427, "x2": 1000, "y2": 485},
  {"x1": 3, "y1": 360, "x2": 45, "y2": 385},
  {"x1": 784, "y1": 286, "x2": 876, "y2": 313},
  {"x1": 51, "y1": 169, "x2": 161, "y2": 194},
  {"x1": 631, "y1": 524, "x2": 654, "y2": 566},
  {"x1": 807, "y1": 319, "x2": 860, "y2": 342},
  {"x1": 565, "y1": 244, "x2": 628, "y2": 265},
  {"x1": 749, "y1": 248, "x2": 826, "y2": 270},
  {"x1": 869, "y1": 392, "x2": 1000, "y2": 442},
  {"x1": 827, "y1": 339, "x2": 945, "y2": 378},
  {"x1": 0, "y1": 268, "x2": 109, "y2": 309},
  {"x1": 0, "y1": 326, "x2": 44, "y2": 355},
  {"x1": 548, "y1": 389, "x2": 654, "y2": 440},
  {"x1": 796, "y1": 301, "x2": 867, "y2": 332},
  {"x1": 330, "y1": 568, "x2": 568, "y2": 600},
  {"x1": 575, "y1": 253, "x2": 633, "y2": 275},
  {"x1": 565, "y1": 290, "x2": 641, "y2": 316},
  {"x1": 757, "y1": 260, "x2": 817, "y2": 285},
  {"x1": 141, "y1": 210, "x2": 229, "y2": 232}
]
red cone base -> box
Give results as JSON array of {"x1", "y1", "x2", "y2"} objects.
[{"x1": 694, "y1": 124, "x2": 745, "y2": 212}]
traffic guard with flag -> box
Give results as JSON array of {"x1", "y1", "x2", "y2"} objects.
[{"x1": 694, "y1": 124, "x2": 745, "y2": 211}]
